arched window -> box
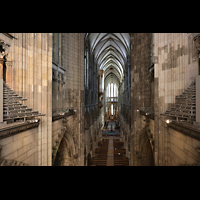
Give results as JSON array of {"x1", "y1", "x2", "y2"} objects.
[
  {"x1": 111, "y1": 83, "x2": 113, "y2": 97},
  {"x1": 111, "y1": 104, "x2": 113, "y2": 115}
]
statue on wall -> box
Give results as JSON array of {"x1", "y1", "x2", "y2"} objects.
[
  {"x1": 194, "y1": 34, "x2": 200, "y2": 58},
  {"x1": 0, "y1": 40, "x2": 10, "y2": 81}
]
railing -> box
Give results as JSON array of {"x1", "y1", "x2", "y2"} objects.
[{"x1": 107, "y1": 97, "x2": 118, "y2": 103}]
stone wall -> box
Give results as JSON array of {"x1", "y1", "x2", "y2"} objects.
[
  {"x1": 138, "y1": 33, "x2": 200, "y2": 166},
  {"x1": 130, "y1": 33, "x2": 152, "y2": 111},
  {"x1": 0, "y1": 33, "x2": 85, "y2": 166},
  {"x1": 64, "y1": 33, "x2": 85, "y2": 165},
  {"x1": 154, "y1": 33, "x2": 199, "y2": 113},
  {"x1": 130, "y1": 33, "x2": 152, "y2": 165},
  {"x1": 168, "y1": 128, "x2": 200, "y2": 165},
  {"x1": 52, "y1": 33, "x2": 85, "y2": 165},
  {"x1": 153, "y1": 33, "x2": 200, "y2": 165},
  {"x1": 1, "y1": 33, "x2": 52, "y2": 166},
  {"x1": 0, "y1": 127, "x2": 39, "y2": 166},
  {"x1": 129, "y1": 33, "x2": 200, "y2": 166}
]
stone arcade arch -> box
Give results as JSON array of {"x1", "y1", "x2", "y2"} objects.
[
  {"x1": 53, "y1": 131, "x2": 76, "y2": 166},
  {"x1": 138, "y1": 128, "x2": 154, "y2": 166}
]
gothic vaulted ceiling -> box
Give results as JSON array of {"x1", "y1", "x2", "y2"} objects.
[{"x1": 85, "y1": 33, "x2": 130, "y2": 87}]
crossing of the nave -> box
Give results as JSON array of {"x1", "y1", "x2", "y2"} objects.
[{"x1": 0, "y1": 33, "x2": 200, "y2": 166}]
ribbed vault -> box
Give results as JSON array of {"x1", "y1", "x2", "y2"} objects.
[{"x1": 85, "y1": 33, "x2": 130, "y2": 88}]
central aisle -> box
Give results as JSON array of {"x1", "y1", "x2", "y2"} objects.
[{"x1": 107, "y1": 138, "x2": 114, "y2": 166}]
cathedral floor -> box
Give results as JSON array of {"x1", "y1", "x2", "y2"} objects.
[{"x1": 107, "y1": 137, "x2": 114, "y2": 166}]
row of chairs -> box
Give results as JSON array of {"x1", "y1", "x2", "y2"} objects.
[
  {"x1": 162, "y1": 82, "x2": 196, "y2": 123},
  {"x1": 3, "y1": 82, "x2": 44, "y2": 123},
  {"x1": 113, "y1": 139, "x2": 129, "y2": 166},
  {"x1": 91, "y1": 139, "x2": 109, "y2": 166},
  {"x1": 0, "y1": 159, "x2": 28, "y2": 166}
]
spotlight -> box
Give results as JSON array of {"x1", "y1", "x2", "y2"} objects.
[
  {"x1": 165, "y1": 119, "x2": 172, "y2": 124},
  {"x1": 27, "y1": 119, "x2": 39, "y2": 123}
]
